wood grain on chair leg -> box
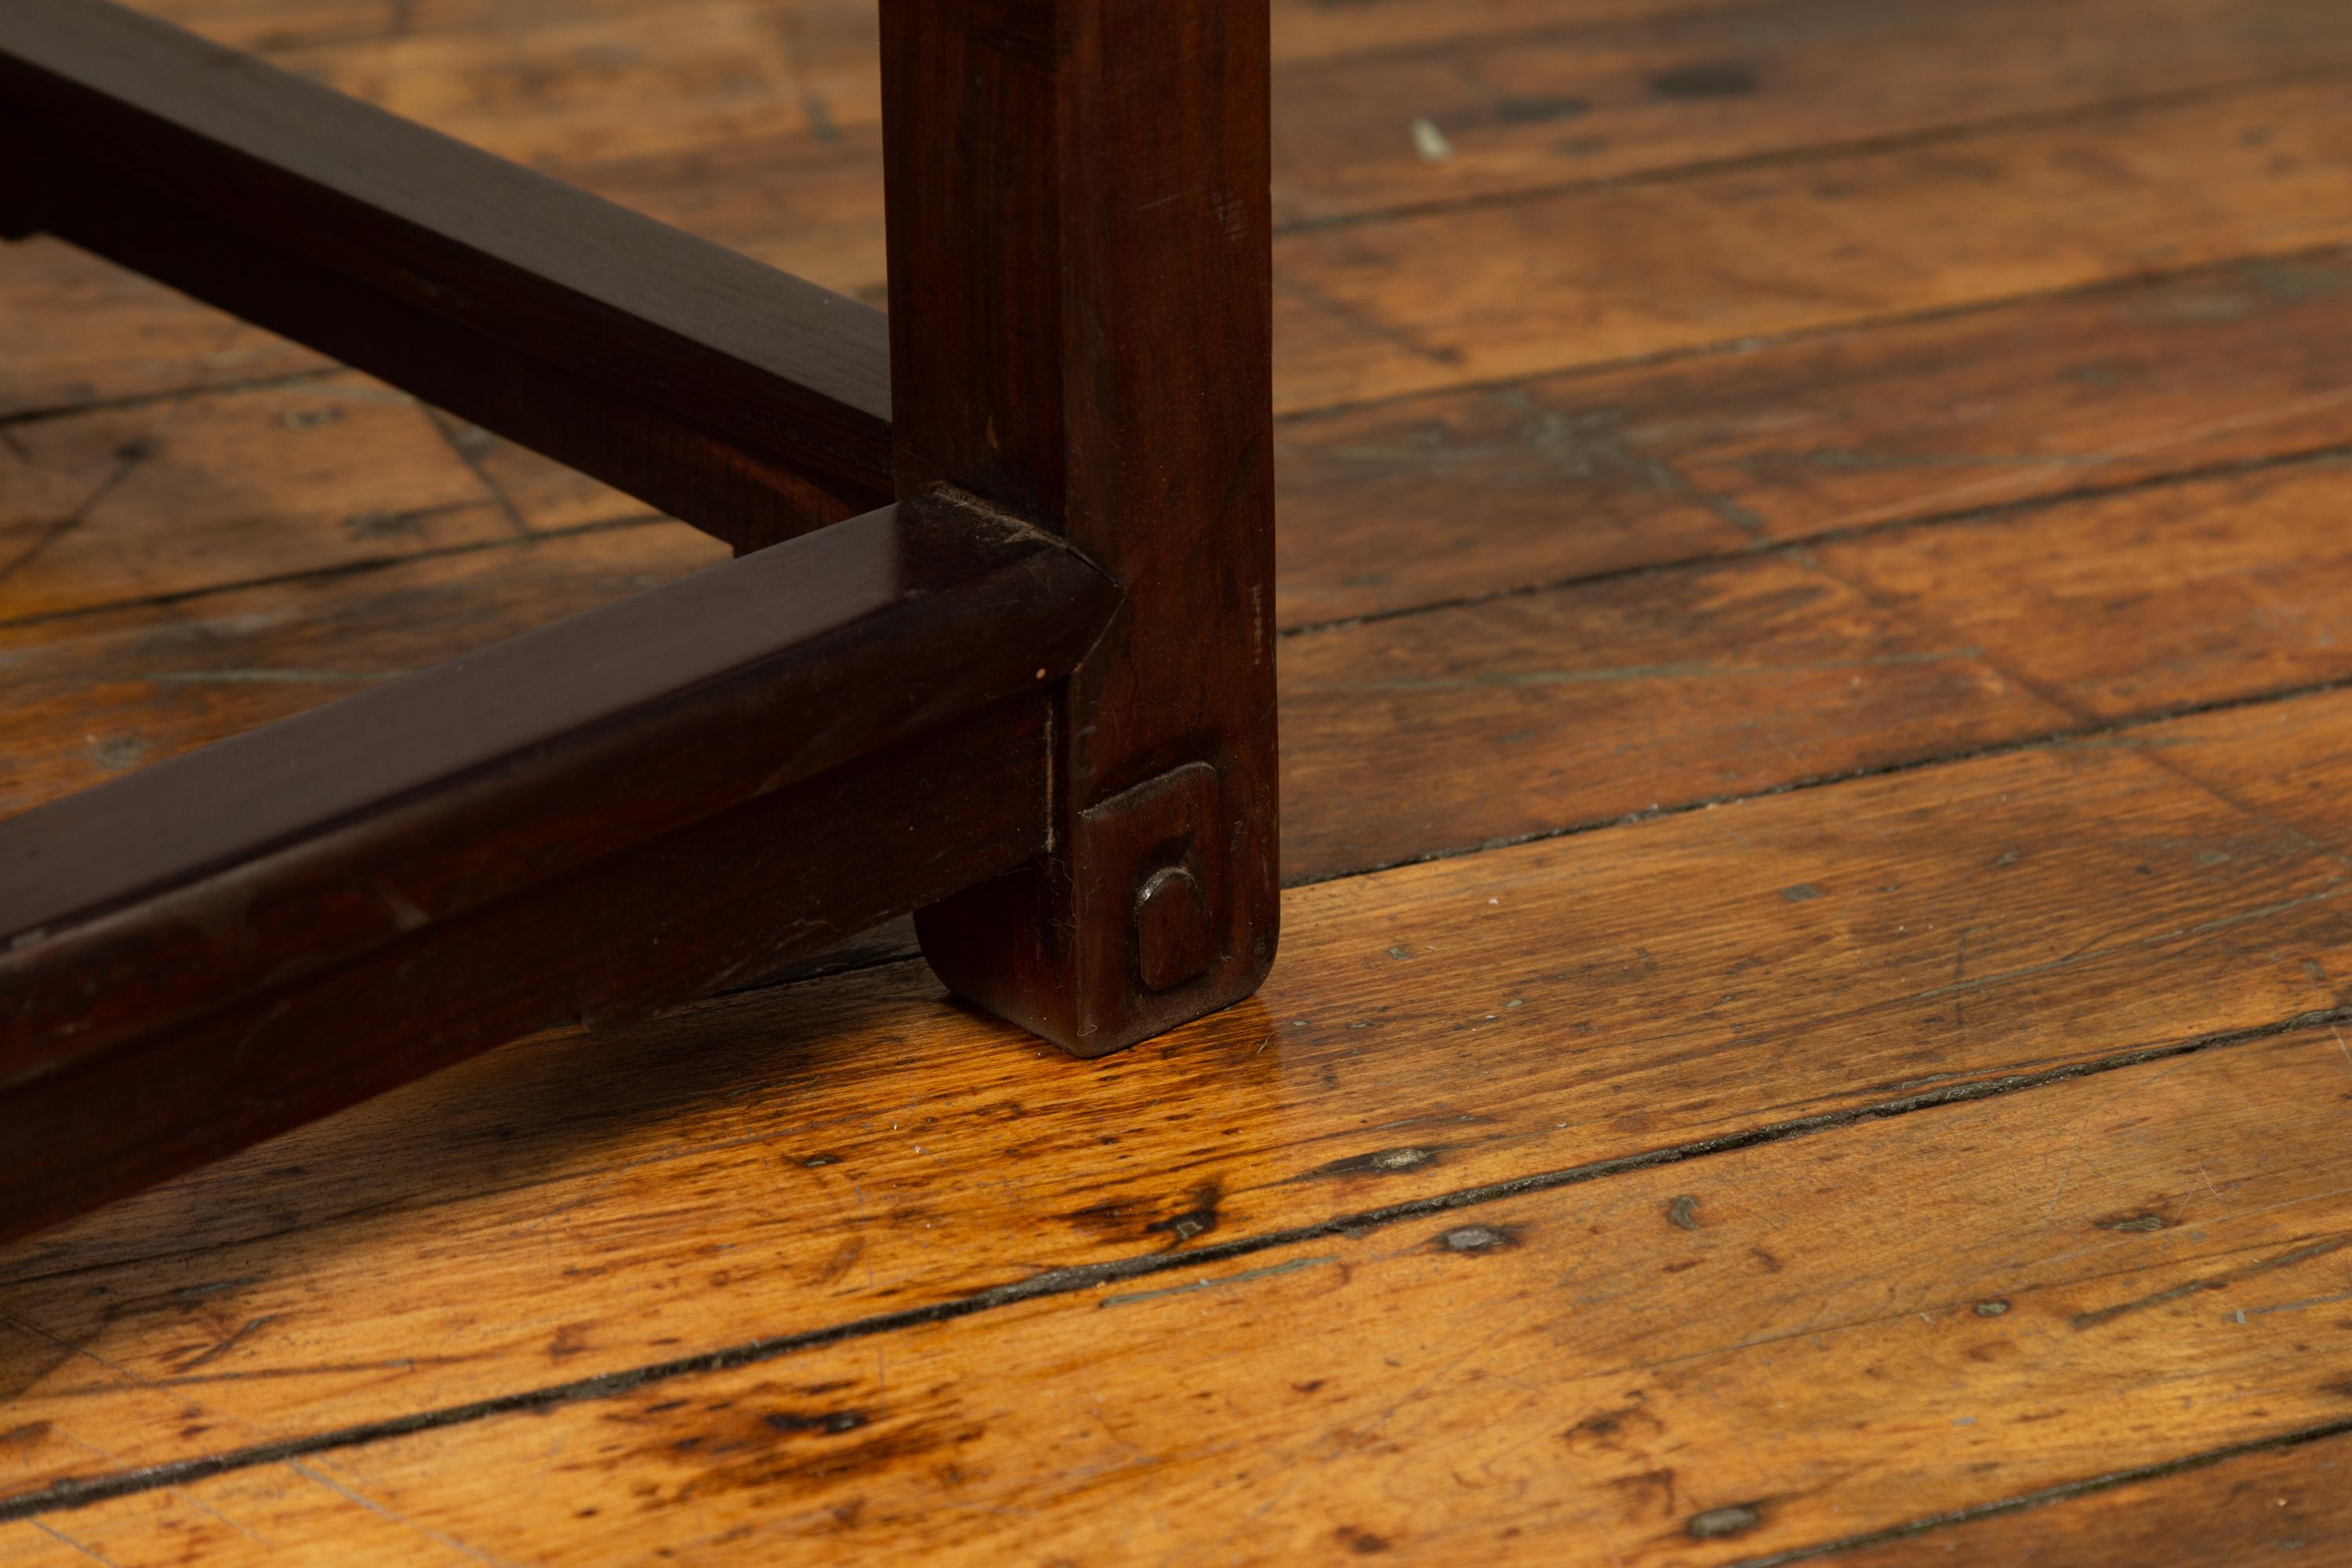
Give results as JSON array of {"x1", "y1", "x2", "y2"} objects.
[
  {"x1": 887, "y1": 0, "x2": 1283, "y2": 1056},
  {"x1": 0, "y1": 498, "x2": 1118, "y2": 1245}
]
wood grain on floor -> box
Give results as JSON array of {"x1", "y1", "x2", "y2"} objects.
[{"x1": 8, "y1": 0, "x2": 2352, "y2": 1562}]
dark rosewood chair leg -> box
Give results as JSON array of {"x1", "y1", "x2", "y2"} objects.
[
  {"x1": 0, "y1": 0, "x2": 1278, "y2": 1241},
  {"x1": 0, "y1": 501, "x2": 1118, "y2": 1240},
  {"x1": 887, "y1": 0, "x2": 1281, "y2": 1055}
]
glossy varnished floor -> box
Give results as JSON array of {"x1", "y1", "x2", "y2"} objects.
[{"x1": 9, "y1": 0, "x2": 2352, "y2": 1561}]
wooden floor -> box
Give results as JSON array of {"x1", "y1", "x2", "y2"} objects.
[{"x1": 12, "y1": 0, "x2": 2352, "y2": 1560}]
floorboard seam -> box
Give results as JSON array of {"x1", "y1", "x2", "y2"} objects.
[
  {"x1": 3, "y1": 1001, "x2": 2340, "y2": 1524},
  {"x1": 1270, "y1": 238, "x2": 2352, "y2": 430},
  {"x1": 1275, "y1": 0, "x2": 1777, "y2": 75},
  {"x1": 3, "y1": 619, "x2": 2327, "y2": 1301},
  {"x1": 1287, "y1": 666, "x2": 2352, "y2": 891},
  {"x1": 0, "y1": 366, "x2": 346, "y2": 432},
  {"x1": 0, "y1": 512, "x2": 667, "y2": 637},
  {"x1": 1275, "y1": 64, "x2": 2352, "y2": 239},
  {"x1": 9, "y1": 406, "x2": 2345, "y2": 668},
  {"x1": 419, "y1": 408, "x2": 535, "y2": 542},
  {"x1": 1725, "y1": 1413, "x2": 2352, "y2": 1566},
  {"x1": 473, "y1": 662, "x2": 2352, "y2": 1039},
  {"x1": 648, "y1": 660, "x2": 2352, "y2": 1009},
  {"x1": 9, "y1": 245, "x2": 2347, "y2": 645},
  {"x1": 1279, "y1": 438, "x2": 2352, "y2": 641}
]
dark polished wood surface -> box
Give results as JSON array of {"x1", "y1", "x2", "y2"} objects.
[
  {"x1": 0, "y1": 495, "x2": 1116, "y2": 1243},
  {"x1": 884, "y1": 0, "x2": 1281, "y2": 1054},
  {"x1": 9, "y1": 0, "x2": 2352, "y2": 1560}
]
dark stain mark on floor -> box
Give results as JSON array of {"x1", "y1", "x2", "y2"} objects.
[
  {"x1": 1651, "y1": 62, "x2": 1759, "y2": 99},
  {"x1": 1494, "y1": 95, "x2": 1588, "y2": 125},
  {"x1": 1148, "y1": 1181, "x2": 1225, "y2": 1246},
  {"x1": 1562, "y1": 1403, "x2": 1666, "y2": 1453},
  {"x1": 763, "y1": 1410, "x2": 869, "y2": 1436}
]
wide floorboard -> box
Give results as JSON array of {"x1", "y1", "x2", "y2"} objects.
[{"x1": 8, "y1": 1, "x2": 2352, "y2": 1561}]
